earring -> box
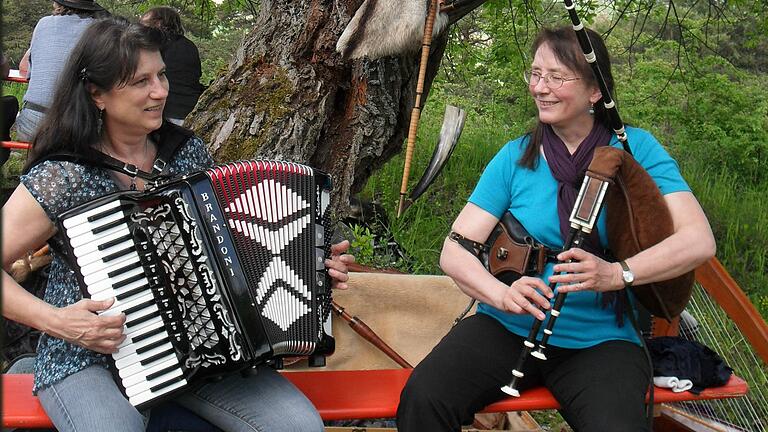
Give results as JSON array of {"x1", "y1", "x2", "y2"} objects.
[
  {"x1": 97, "y1": 108, "x2": 104, "y2": 134},
  {"x1": 588, "y1": 103, "x2": 595, "y2": 115}
]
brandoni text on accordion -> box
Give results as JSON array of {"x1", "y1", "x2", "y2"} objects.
[{"x1": 57, "y1": 160, "x2": 335, "y2": 409}]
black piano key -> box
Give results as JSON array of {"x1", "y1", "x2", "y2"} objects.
[
  {"x1": 146, "y1": 363, "x2": 179, "y2": 381},
  {"x1": 130, "y1": 325, "x2": 165, "y2": 344},
  {"x1": 103, "y1": 245, "x2": 137, "y2": 263},
  {"x1": 136, "y1": 337, "x2": 169, "y2": 355},
  {"x1": 149, "y1": 374, "x2": 185, "y2": 393},
  {"x1": 98, "y1": 233, "x2": 133, "y2": 251},
  {"x1": 123, "y1": 299, "x2": 156, "y2": 316},
  {"x1": 107, "y1": 261, "x2": 142, "y2": 278},
  {"x1": 115, "y1": 284, "x2": 150, "y2": 301},
  {"x1": 92, "y1": 218, "x2": 127, "y2": 235},
  {"x1": 139, "y1": 347, "x2": 175, "y2": 366},
  {"x1": 113, "y1": 272, "x2": 145, "y2": 289},
  {"x1": 87, "y1": 203, "x2": 130, "y2": 223},
  {"x1": 126, "y1": 310, "x2": 161, "y2": 329}
]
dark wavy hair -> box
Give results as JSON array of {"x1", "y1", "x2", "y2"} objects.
[
  {"x1": 141, "y1": 7, "x2": 185, "y2": 38},
  {"x1": 54, "y1": 7, "x2": 110, "y2": 19},
  {"x1": 518, "y1": 26, "x2": 615, "y2": 169},
  {"x1": 24, "y1": 17, "x2": 163, "y2": 172}
]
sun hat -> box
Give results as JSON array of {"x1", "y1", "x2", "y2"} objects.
[{"x1": 53, "y1": 0, "x2": 105, "y2": 12}]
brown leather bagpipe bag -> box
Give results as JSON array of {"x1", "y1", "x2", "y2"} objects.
[{"x1": 587, "y1": 146, "x2": 695, "y2": 320}]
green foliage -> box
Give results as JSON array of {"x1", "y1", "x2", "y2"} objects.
[
  {"x1": 2, "y1": 0, "x2": 52, "y2": 67},
  {"x1": 2, "y1": 0, "x2": 251, "y2": 88},
  {"x1": 362, "y1": 1, "x2": 768, "y2": 322},
  {"x1": 348, "y1": 224, "x2": 376, "y2": 265}
]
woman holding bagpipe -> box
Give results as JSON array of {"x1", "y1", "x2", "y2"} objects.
[{"x1": 397, "y1": 26, "x2": 715, "y2": 432}]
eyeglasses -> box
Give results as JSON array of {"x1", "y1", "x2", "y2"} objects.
[{"x1": 523, "y1": 70, "x2": 581, "y2": 89}]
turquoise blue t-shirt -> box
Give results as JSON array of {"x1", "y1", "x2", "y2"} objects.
[{"x1": 468, "y1": 126, "x2": 689, "y2": 349}]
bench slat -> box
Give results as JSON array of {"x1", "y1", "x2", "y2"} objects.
[{"x1": 2, "y1": 370, "x2": 748, "y2": 427}]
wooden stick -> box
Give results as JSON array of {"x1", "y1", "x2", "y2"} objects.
[
  {"x1": 331, "y1": 300, "x2": 413, "y2": 369},
  {"x1": 397, "y1": 0, "x2": 439, "y2": 217}
]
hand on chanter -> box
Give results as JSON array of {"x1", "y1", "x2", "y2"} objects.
[
  {"x1": 45, "y1": 298, "x2": 127, "y2": 354},
  {"x1": 549, "y1": 247, "x2": 623, "y2": 293},
  {"x1": 500, "y1": 276, "x2": 554, "y2": 320},
  {"x1": 325, "y1": 240, "x2": 355, "y2": 290}
]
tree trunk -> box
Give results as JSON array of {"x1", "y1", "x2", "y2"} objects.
[{"x1": 187, "y1": 0, "x2": 447, "y2": 217}]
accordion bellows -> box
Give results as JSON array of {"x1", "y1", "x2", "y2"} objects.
[{"x1": 58, "y1": 160, "x2": 335, "y2": 408}]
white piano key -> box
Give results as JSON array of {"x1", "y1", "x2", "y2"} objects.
[
  {"x1": 72, "y1": 227, "x2": 131, "y2": 258},
  {"x1": 85, "y1": 266, "x2": 145, "y2": 294},
  {"x1": 128, "y1": 378, "x2": 187, "y2": 407},
  {"x1": 70, "y1": 223, "x2": 129, "y2": 249},
  {"x1": 113, "y1": 329, "x2": 168, "y2": 361},
  {"x1": 88, "y1": 276, "x2": 148, "y2": 300},
  {"x1": 122, "y1": 316, "x2": 164, "y2": 341},
  {"x1": 66, "y1": 211, "x2": 126, "y2": 238},
  {"x1": 122, "y1": 357, "x2": 180, "y2": 390},
  {"x1": 119, "y1": 350, "x2": 176, "y2": 378},
  {"x1": 80, "y1": 251, "x2": 139, "y2": 278},
  {"x1": 62, "y1": 200, "x2": 122, "y2": 229},
  {"x1": 116, "y1": 342, "x2": 174, "y2": 376},
  {"x1": 76, "y1": 239, "x2": 134, "y2": 267},
  {"x1": 116, "y1": 303, "x2": 160, "y2": 328},
  {"x1": 99, "y1": 292, "x2": 154, "y2": 316},
  {"x1": 118, "y1": 319, "x2": 164, "y2": 349}
]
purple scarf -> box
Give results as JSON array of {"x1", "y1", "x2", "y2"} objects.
[{"x1": 542, "y1": 122, "x2": 626, "y2": 324}]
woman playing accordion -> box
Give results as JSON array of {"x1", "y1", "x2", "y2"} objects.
[
  {"x1": 397, "y1": 26, "x2": 715, "y2": 432},
  {"x1": 1, "y1": 17, "x2": 354, "y2": 432}
]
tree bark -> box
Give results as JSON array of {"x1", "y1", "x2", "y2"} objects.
[{"x1": 187, "y1": 0, "x2": 448, "y2": 217}]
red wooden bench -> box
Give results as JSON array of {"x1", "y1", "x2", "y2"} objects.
[
  {"x1": 1, "y1": 141, "x2": 31, "y2": 150},
  {"x1": 1, "y1": 370, "x2": 748, "y2": 429}
]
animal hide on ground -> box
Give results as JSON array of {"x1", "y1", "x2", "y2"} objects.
[
  {"x1": 290, "y1": 272, "x2": 472, "y2": 370},
  {"x1": 336, "y1": 0, "x2": 450, "y2": 60}
]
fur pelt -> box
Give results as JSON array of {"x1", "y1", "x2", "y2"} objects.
[
  {"x1": 290, "y1": 272, "x2": 472, "y2": 371},
  {"x1": 588, "y1": 146, "x2": 695, "y2": 320},
  {"x1": 336, "y1": 0, "x2": 450, "y2": 60}
]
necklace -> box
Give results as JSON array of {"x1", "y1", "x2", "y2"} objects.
[{"x1": 102, "y1": 138, "x2": 150, "y2": 191}]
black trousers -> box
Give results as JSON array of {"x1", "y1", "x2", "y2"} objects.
[{"x1": 396, "y1": 313, "x2": 651, "y2": 432}]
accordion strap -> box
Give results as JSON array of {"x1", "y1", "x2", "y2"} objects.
[{"x1": 29, "y1": 121, "x2": 193, "y2": 180}]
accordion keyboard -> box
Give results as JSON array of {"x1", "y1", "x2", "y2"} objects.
[{"x1": 62, "y1": 199, "x2": 187, "y2": 407}]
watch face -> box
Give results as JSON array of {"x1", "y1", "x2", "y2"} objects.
[{"x1": 623, "y1": 270, "x2": 634, "y2": 284}]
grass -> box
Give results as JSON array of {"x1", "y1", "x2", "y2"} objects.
[
  {"x1": 1, "y1": 81, "x2": 26, "y2": 103},
  {"x1": 361, "y1": 96, "x2": 768, "y2": 318},
  {"x1": 358, "y1": 96, "x2": 768, "y2": 431}
]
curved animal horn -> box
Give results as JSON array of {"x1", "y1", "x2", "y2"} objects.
[{"x1": 400, "y1": 105, "x2": 466, "y2": 214}]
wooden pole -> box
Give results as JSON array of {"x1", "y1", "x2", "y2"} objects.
[{"x1": 397, "y1": 0, "x2": 439, "y2": 217}]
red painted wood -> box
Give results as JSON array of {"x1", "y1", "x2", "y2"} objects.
[
  {"x1": 2, "y1": 371, "x2": 748, "y2": 427},
  {"x1": 1, "y1": 141, "x2": 31, "y2": 150}
]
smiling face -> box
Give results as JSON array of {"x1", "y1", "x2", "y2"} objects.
[
  {"x1": 529, "y1": 42, "x2": 601, "y2": 132},
  {"x1": 92, "y1": 50, "x2": 168, "y2": 138}
]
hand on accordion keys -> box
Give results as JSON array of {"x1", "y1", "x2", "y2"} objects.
[
  {"x1": 325, "y1": 240, "x2": 355, "y2": 290},
  {"x1": 44, "y1": 297, "x2": 127, "y2": 354},
  {"x1": 548, "y1": 247, "x2": 625, "y2": 293}
]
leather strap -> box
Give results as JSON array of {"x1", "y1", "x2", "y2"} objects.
[
  {"x1": 22, "y1": 100, "x2": 48, "y2": 114},
  {"x1": 449, "y1": 231, "x2": 489, "y2": 257}
]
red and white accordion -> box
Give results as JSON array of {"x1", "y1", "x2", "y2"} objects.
[{"x1": 57, "y1": 160, "x2": 335, "y2": 409}]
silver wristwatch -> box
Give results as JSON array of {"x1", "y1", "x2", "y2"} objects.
[{"x1": 620, "y1": 260, "x2": 634, "y2": 287}]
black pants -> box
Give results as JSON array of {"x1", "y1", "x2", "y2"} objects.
[{"x1": 396, "y1": 313, "x2": 651, "y2": 432}]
